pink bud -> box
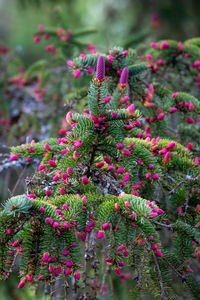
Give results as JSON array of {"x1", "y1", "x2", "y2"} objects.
[
  {"x1": 39, "y1": 207, "x2": 45, "y2": 213},
  {"x1": 157, "y1": 113, "x2": 165, "y2": 120},
  {"x1": 124, "y1": 201, "x2": 131, "y2": 209},
  {"x1": 152, "y1": 173, "x2": 159, "y2": 180},
  {"x1": 102, "y1": 223, "x2": 109, "y2": 230},
  {"x1": 194, "y1": 157, "x2": 199, "y2": 166},
  {"x1": 45, "y1": 143, "x2": 50, "y2": 151},
  {"x1": 151, "y1": 244, "x2": 157, "y2": 250},
  {"x1": 186, "y1": 117, "x2": 194, "y2": 124},
  {"x1": 26, "y1": 275, "x2": 33, "y2": 282},
  {"x1": 117, "y1": 143, "x2": 123, "y2": 149},
  {"x1": 117, "y1": 168, "x2": 125, "y2": 174},
  {"x1": 146, "y1": 173, "x2": 151, "y2": 179},
  {"x1": 112, "y1": 112, "x2": 118, "y2": 119},
  {"x1": 53, "y1": 222, "x2": 59, "y2": 228},
  {"x1": 49, "y1": 160, "x2": 56, "y2": 167},
  {"x1": 82, "y1": 177, "x2": 89, "y2": 184},
  {"x1": 43, "y1": 252, "x2": 49, "y2": 262},
  {"x1": 148, "y1": 235, "x2": 154, "y2": 241},
  {"x1": 123, "y1": 174, "x2": 130, "y2": 181},
  {"x1": 97, "y1": 231, "x2": 104, "y2": 239},
  {"x1": 53, "y1": 175, "x2": 59, "y2": 181},
  {"x1": 60, "y1": 187, "x2": 67, "y2": 195},
  {"x1": 127, "y1": 104, "x2": 135, "y2": 116},
  {"x1": 96, "y1": 162, "x2": 104, "y2": 168},
  {"x1": 45, "y1": 190, "x2": 51, "y2": 196},
  {"x1": 7, "y1": 228, "x2": 12, "y2": 235},
  {"x1": 74, "y1": 70, "x2": 81, "y2": 78},
  {"x1": 87, "y1": 67, "x2": 93, "y2": 74},
  {"x1": 48, "y1": 266, "x2": 54, "y2": 273},
  {"x1": 170, "y1": 107, "x2": 177, "y2": 113},
  {"x1": 63, "y1": 249, "x2": 70, "y2": 256},
  {"x1": 18, "y1": 280, "x2": 26, "y2": 289},
  {"x1": 123, "y1": 149, "x2": 131, "y2": 156},
  {"x1": 74, "y1": 272, "x2": 80, "y2": 280},
  {"x1": 163, "y1": 151, "x2": 170, "y2": 163},
  {"x1": 155, "y1": 250, "x2": 163, "y2": 257},
  {"x1": 10, "y1": 155, "x2": 18, "y2": 161},
  {"x1": 34, "y1": 36, "x2": 40, "y2": 43},
  {"x1": 188, "y1": 103, "x2": 194, "y2": 111},
  {"x1": 167, "y1": 142, "x2": 176, "y2": 149},
  {"x1": 74, "y1": 140, "x2": 82, "y2": 148},
  {"x1": 38, "y1": 164, "x2": 45, "y2": 171},
  {"x1": 65, "y1": 268, "x2": 72, "y2": 275},
  {"x1": 45, "y1": 218, "x2": 53, "y2": 225}
]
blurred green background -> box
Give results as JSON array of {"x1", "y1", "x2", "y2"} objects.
[
  {"x1": 1, "y1": 0, "x2": 200, "y2": 66},
  {"x1": 0, "y1": 0, "x2": 199, "y2": 299}
]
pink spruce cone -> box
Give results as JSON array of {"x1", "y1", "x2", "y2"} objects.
[
  {"x1": 119, "y1": 67, "x2": 128, "y2": 85},
  {"x1": 96, "y1": 55, "x2": 105, "y2": 80}
]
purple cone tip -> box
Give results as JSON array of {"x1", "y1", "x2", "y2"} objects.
[
  {"x1": 96, "y1": 55, "x2": 105, "y2": 80},
  {"x1": 119, "y1": 67, "x2": 128, "y2": 85}
]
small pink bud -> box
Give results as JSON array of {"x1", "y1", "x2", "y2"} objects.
[
  {"x1": 97, "y1": 231, "x2": 104, "y2": 239},
  {"x1": 74, "y1": 272, "x2": 80, "y2": 280},
  {"x1": 74, "y1": 70, "x2": 81, "y2": 78},
  {"x1": 96, "y1": 162, "x2": 104, "y2": 168},
  {"x1": 45, "y1": 190, "x2": 51, "y2": 196},
  {"x1": 39, "y1": 207, "x2": 45, "y2": 213},
  {"x1": 157, "y1": 113, "x2": 165, "y2": 120},
  {"x1": 82, "y1": 177, "x2": 89, "y2": 184},
  {"x1": 45, "y1": 143, "x2": 50, "y2": 151},
  {"x1": 18, "y1": 280, "x2": 26, "y2": 289},
  {"x1": 102, "y1": 223, "x2": 109, "y2": 230},
  {"x1": 167, "y1": 142, "x2": 176, "y2": 149},
  {"x1": 10, "y1": 155, "x2": 18, "y2": 161},
  {"x1": 34, "y1": 36, "x2": 40, "y2": 43},
  {"x1": 127, "y1": 104, "x2": 135, "y2": 116},
  {"x1": 45, "y1": 218, "x2": 53, "y2": 225},
  {"x1": 43, "y1": 252, "x2": 49, "y2": 262},
  {"x1": 53, "y1": 222, "x2": 59, "y2": 228},
  {"x1": 124, "y1": 201, "x2": 131, "y2": 209},
  {"x1": 49, "y1": 266, "x2": 54, "y2": 273},
  {"x1": 194, "y1": 157, "x2": 199, "y2": 166},
  {"x1": 26, "y1": 275, "x2": 33, "y2": 282},
  {"x1": 155, "y1": 250, "x2": 163, "y2": 257},
  {"x1": 49, "y1": 160, "x2": 56, "y2": 167},
  {"x1": 53, "y1": 175, "x2": 59, "y2": 181},
  {"x1": 152, "y1": 173, "x2": 159, "y2": 180},
  {"x1": 7, "y1": 228, "x2": 12, "y2": 235},
  {"x1": 146, "y1": 173, "x2": 151, "y2": 179},
  {"x1": 123, "y1": 149, "x2": 131, "y2": 156},
  {"x1": 151, "y1": 244, "x2": 157, "y2": 250},
  {"x1": 117, "y1": 143, "x2": 123, "y2": 149},
  {"x1": 163, "y1": 151, "x2": 170, "y2": 163},
  {"x1": 65, "y1": 268, "x2": 72, "y2": 275},
  {"x1": 186, "y1": 117, "x2": 194, "y2": 124},
  {"x1": 170, "y1": 107, "x2": 177, "y2": 113}
]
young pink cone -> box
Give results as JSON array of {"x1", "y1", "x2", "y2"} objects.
[
  {"x1": 96, "y1": 55, "x2": 105, "y2": 80},
  {"x1": 119, "y1": 67, "x2": 128, "y2": 85}
]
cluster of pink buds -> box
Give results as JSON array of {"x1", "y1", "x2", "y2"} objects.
[{"x1": 33, "y1": 87, "x2": 47, "y2": 101}]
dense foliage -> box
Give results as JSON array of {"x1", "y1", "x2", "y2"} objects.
[{"x1": 0, "y1": 19, "x2": 200, "y2": 300}]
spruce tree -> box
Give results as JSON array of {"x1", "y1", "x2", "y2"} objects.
[{"x1": 0, "y1": 50, "x2": 200, "y2": 300}]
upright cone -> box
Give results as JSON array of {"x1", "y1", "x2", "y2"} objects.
[
  {"x1": 119, "y1": 67, "x2": 128, "y2": 85},
  {"x1": 96, "y1": 55, "x2": 105, "y2": 81}
]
